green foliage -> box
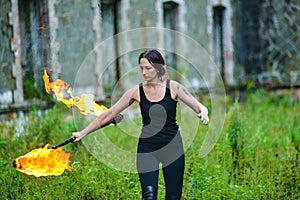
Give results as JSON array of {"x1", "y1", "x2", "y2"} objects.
[
  {"x1": 23, "y1": 79, "x2": 40, "y2": 99},
  {"x1": 104, "y1": 84, "x2": 115, "y2": 95},
  {"x1": 23, "y1": 78, "x2": 52, "y2": 101},
  {"x1": 226, "y1": 100, "x2": 245, "y2": 183},
  {"x1": 1, "y1": 89, "x2": 300, "y2": 199}
]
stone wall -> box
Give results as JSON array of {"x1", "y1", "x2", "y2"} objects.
[
  {"x1": 232, "y1": 0, "x2": 263, "y2": 77},
  {"x1": 3, "y1": 0, "x2": 300, "y2": 110},
  {"x1": 54, "y1": 0, "x2": 96, "y2": 85},
  {"x1": 232, "y1": 0, "x2": 300, "y2": 86},
  {"x1": 0, "y1": 0, "x2": 24, "y2": 105},
  {"x1": 0, "y1": 0, "x2": 15, "y2": 104},
  {"x1": 259, "y1": 0, "x2": 300, "y2": 85}
]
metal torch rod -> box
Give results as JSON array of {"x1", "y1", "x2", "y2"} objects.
[{"x1": 51, "y1": 115, "x2": 122, "y2": 149}]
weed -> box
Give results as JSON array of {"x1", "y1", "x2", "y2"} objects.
[{"x1": 1, "y1": 90, "x2": 300, "y2": 199}]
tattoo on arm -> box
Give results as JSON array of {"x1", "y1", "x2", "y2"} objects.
[{"x1": 178, "y1": 83, "x2": 192, "y2": 97}]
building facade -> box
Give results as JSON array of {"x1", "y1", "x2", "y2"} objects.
[{"x1": 1, "y1": 0, "x2": 300, "y2": 108}]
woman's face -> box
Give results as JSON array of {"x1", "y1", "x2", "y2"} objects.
[{"x1": 139, "y1": 58, "x2": 158, "y2": 81}]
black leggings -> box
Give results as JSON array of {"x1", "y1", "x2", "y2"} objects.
[{"x1": 137, "y1": 134, "x2": 185, "y2": 199}]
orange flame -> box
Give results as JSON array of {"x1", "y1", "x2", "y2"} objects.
[
  {"x1": 43, "y1": 68, "x2": 108, "y2": 115},
  {"x1": 13, "y1": 145, "x2": 72, "y2": 177},
  {"x1": 13, "y1": 68, "x2": 110, "y2": 177}
]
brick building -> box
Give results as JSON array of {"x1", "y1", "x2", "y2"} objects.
[{"x1": 1, "y1": 0, "x2": 300, "y2": 111}]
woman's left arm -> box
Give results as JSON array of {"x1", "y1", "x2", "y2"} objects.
[{"x1": 171, "y1": 80, "x2": 209, "y2": 125}]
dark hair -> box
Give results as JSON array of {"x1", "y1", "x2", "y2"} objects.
[{"x1": 138, "y1": 49, "x2": 166, "y2": 77}]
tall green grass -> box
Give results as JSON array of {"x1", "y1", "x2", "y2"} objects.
[{"x1": 0, "y1": 89, "x2": 299, "y2": 199}]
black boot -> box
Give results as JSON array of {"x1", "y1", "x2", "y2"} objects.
[{"x1": 142, "y1": 185, "x2": 157, "y2": 200}]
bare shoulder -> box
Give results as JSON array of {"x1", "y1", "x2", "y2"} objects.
[
  {"x1": 169, "y1": 80, "x2": 181, "y2": 100},
  {"x1": 126, "y1": 84, "x2": 140, "y2": 102},
  {"x1": 110, "y1": 85, "x2": 140, "y2": 113},
  {"x1": 169, "y1": 80, "x2": 182, "y2": 91},
  {"x1": 170, "y1": 80, "x2": 193, "y2": 98},
  {"x1": 128, "y1": 84, "x2": 140, "y2": 91}
]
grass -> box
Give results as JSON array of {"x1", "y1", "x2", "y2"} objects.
[{"x1": 0, "y1": 89, "x2": 300, "y2": 199}]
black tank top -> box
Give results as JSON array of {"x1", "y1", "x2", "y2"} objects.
[{"x1": 139, "y1": 80, "x2": 179, "y2": 143}]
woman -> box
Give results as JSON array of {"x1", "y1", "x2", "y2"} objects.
[{"x1": 72, "y1": 49, "x2": 209, "y2": 199}]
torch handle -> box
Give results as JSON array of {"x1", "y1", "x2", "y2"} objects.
[
  {"x1": 51, "y1": 115, "x2": 123, "y2": 149},
  {"x1": 51, "y1": 136, "x2": 76, "y2": 149}
]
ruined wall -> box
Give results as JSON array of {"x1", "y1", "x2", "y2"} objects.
[
  {"x1": 47, "y1": 0, "x2": 213, "y2": 99},
  {"x1": 180, "y1": 0, "x2": 211, "y2": 88},
  {"x1": 232, "y1": 0, "x2": 300, "y2": 86},
  {"x1": 114, "y1": 0, "x2": 212, "y2": 88},
  {"x1": 259, "y1": 0, "x2": 300, "y2": 85},
  {"x1": 0, "y1": 0, "x2": 24, "y2": 105},
  {"x1": 7, "y1": 0, "x2": 300, "y2": 110},
  {"x1": 185, "y1": 0, "x2": 209, "y2": 47},
  {"x1": 231, "y1": 0, "x2": 263, "y2": 82},
  {"x1": 125, "y1": 0, "x2": 157, "y2": 29},
  {"x1": 54, "y1": 1, "x2": 96, "y2": 85},
  {"x1": 0, "y1": 0, "x2": 15, "y2": 104}
]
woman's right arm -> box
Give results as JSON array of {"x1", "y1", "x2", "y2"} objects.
[{"x1": 72, "y1": 85, "x2": 139, "y2": 141}]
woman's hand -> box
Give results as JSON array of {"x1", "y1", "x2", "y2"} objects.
[
  {"x1": 72, "y1": 131, "x2": 85, "y2": 142},
  {"x1": 198, "y1": 111, "x2": 209, "y2": 125}
]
